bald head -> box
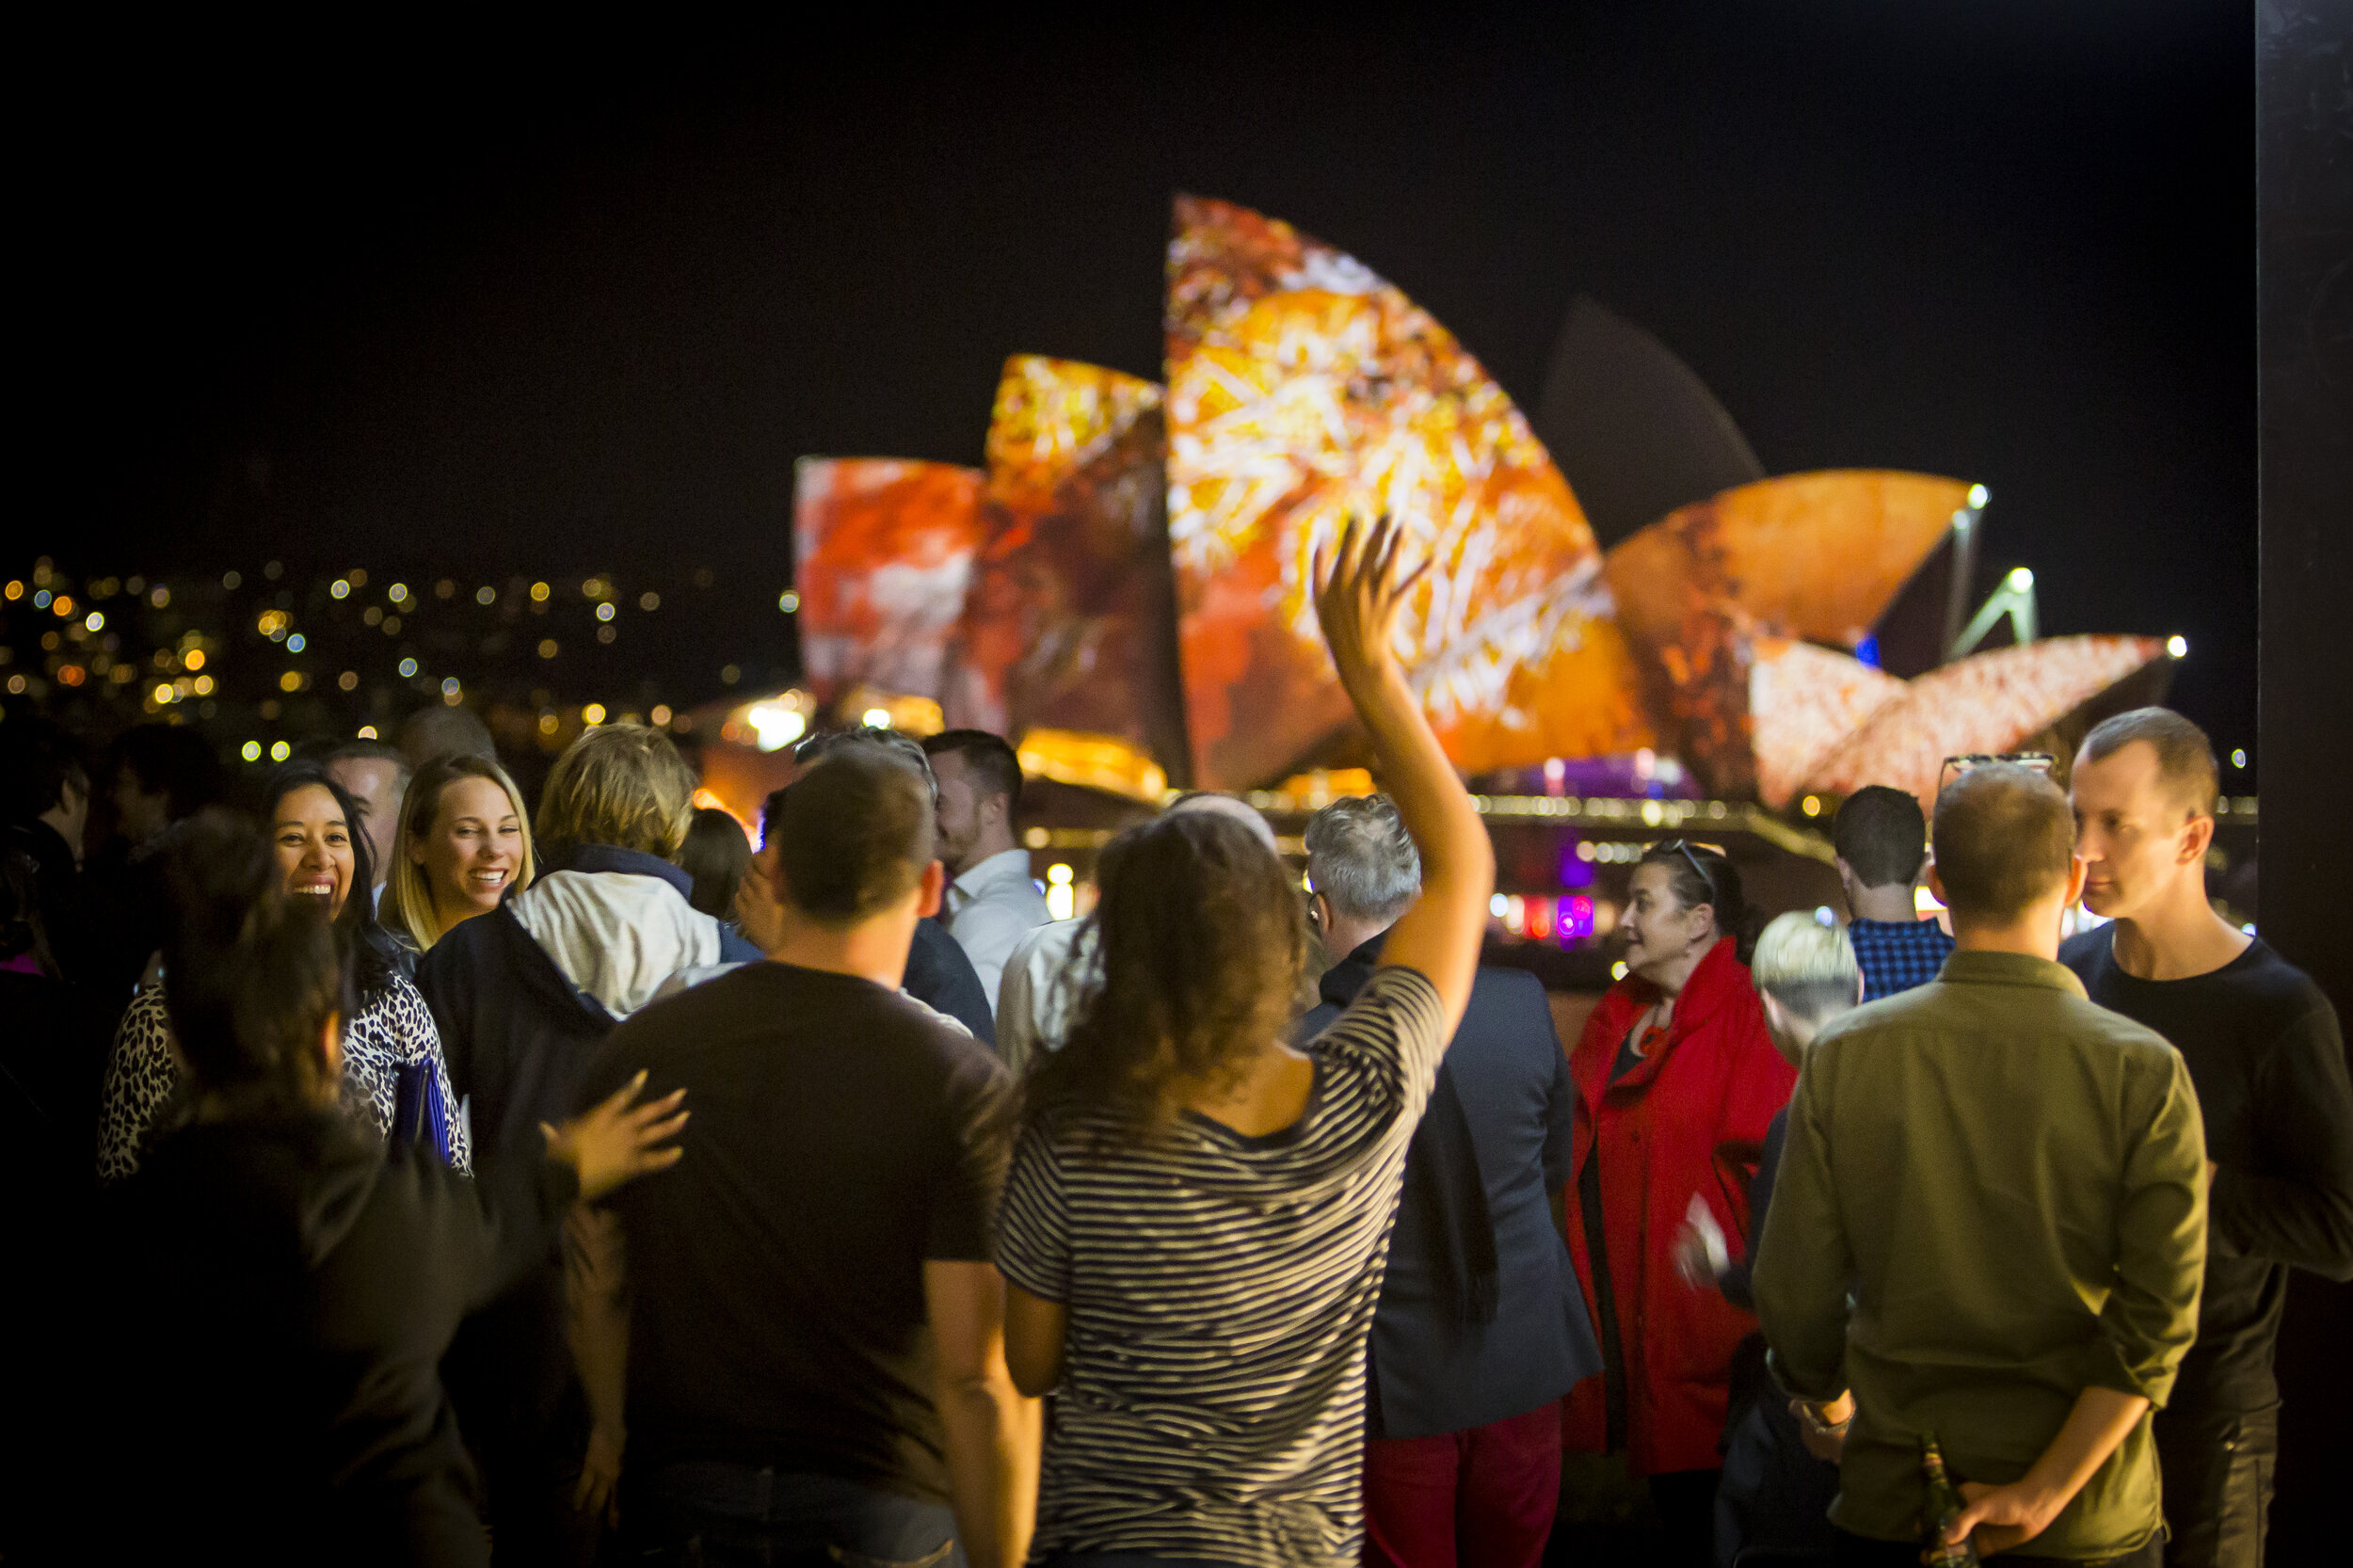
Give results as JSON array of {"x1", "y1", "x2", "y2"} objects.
[
  {"x1": 397, "y1": 706, "x2": 498, "y2": 769},
  {"x1": 1931, "y1": 763, "x2": 2076, "y2": 924},
  {"x1": 1165, "y1": 791, "x2": 1279, "y2": 856}
]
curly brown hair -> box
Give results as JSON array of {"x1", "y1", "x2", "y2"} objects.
[{"x1": 1024, "y1": 810, "x2": 1308, "y2": 1138}]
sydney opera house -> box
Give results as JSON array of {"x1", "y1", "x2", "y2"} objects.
[{"x1": 693, "y1": 197, "x2": 2223, "y2": 952}]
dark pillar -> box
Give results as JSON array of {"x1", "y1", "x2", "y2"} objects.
[{"x1": 2257, "y1": 2, "x2": 2352, "y2": 1559}]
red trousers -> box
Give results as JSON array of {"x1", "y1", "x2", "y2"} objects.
[{"x1": 1362, "y1": 1400, "x2": 1563, "y2": 1568}]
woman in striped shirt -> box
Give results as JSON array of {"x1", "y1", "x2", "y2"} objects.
[{"x1": 997, "y1": 518, "x2": 1496, "y2": 1568}]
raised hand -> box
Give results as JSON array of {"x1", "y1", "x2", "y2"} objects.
[
  {"x1": 542, "y1": 1070, "x2": 689, "y2": 1201},
  {"x1": 1308, "y1": 511, "x2": 1492, "y2": 1045},
  {"x1": 1313, "y1": 514, "x2": 1430, "y2": 702}
]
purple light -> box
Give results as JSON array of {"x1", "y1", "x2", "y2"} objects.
[{"x1": 1560, "y1": 895, "x2": 1596, "y2": 943}]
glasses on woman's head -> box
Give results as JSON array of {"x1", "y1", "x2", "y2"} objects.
[{"x1": 1659, "y1": 837, "x2": 1718, "y2": 879}]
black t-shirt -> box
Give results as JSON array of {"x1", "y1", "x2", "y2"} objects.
[
  {"x1": 2061, "y1": 929, "x2": 2353, "y2": 1413},
  {"x1": 578, "y1": 961, "x2": 1014, "y2": 1500}
]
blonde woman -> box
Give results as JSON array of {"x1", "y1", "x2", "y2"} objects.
[
  {"x1": 416, "y1": 722, "x2": 758, "y2": 1561},
  {"x1": 1673, "y1": 911, "x2": 1862, "y2": 1568},
  {"x1": 385, "y1": 754, "x2": 537, "y2": 952}
]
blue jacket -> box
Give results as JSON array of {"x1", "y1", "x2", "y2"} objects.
[{"x1": 1298, "y1": 939, "x2": 1602, "y2": 1438}]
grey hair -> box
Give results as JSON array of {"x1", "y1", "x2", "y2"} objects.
[{"x1": 1304, "y1": 793, "x2": 1421, "y2": 924}]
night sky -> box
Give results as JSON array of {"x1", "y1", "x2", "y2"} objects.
[{"x1": 26, "y1": 2, "x2": 2256, "y2": 769}]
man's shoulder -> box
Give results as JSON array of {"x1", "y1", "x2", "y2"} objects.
[
  {"x1": 412, "y1": 910, "x2": 513, "y2": 1004},
  {"x1": 1808, "y1": 984, "x2": 1934, "y2": 1051},
  {"x1": 1470, "y1": 963, "x2": 1549, "y2": 1004},
  {"x1": 2228, "y1": 939, "x2": 2338, "y2": 1030},
  {"x1": 1007, "y1": 918, "x2": 1082, "y2": 968},
  {"x1": 603, "y1": 965, "x2": 1002, "y2": 1073},
  {"x1": 2057, "y1": 992, "x2": 2187, "y2": 1070},
  {"x1": 1850, "y1": 916, "x2": 1945, "y2": 945},
  {"x1": 1462, "y1": 965, "x2": 1558, "y2": 1045}
]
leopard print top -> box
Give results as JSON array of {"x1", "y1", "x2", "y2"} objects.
[{"x1": 95, "y1": 971, "x2": 471, "y2": 1183}]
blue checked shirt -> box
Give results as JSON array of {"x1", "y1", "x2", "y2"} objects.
[{"x1": 1848, "y1": 917, "x2": 1956, "y2": 1001}]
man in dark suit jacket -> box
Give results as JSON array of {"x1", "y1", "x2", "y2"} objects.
[{"x1": 1297, "y1": 796, "x2": 1602, "y2": 1568}]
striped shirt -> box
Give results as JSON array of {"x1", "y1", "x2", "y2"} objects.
[{"x1": 995, "y1": 966, "x2": 1447, "y2": 1568}]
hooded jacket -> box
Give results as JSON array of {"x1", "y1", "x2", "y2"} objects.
[
  {"x1": 93, "y1": 1107, "x2": 576, "y2": 1565},
  {"x1": 420, "y1": 844, "x2": 760, "y2": 1162},
  {"x1": 1560, "y1": 936, "x2": 1794, "y2": 1475}
]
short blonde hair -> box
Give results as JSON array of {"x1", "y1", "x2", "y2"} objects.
[
  {"x1": 387, "y1": 754, "x2": 536, "y2": 951},
  {"x1": 1751, "y1": 912, "x2": 1861, "y2": 1022},
  {"x1": 536, "y1": 723, "x2": 697, "y2": 860}
]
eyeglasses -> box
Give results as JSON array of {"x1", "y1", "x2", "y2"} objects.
[
  {"x1": 1657, "y1": 839, "x2": 1721, "y2": 892},
  {"x1": 1938, "y1": 752, "x2": 2055, "y2": 796}
]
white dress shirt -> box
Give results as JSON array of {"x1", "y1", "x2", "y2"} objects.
[
  {"x1": 941, "y1": 846, "x2": 1051, "y2": 1009},
  {"x1": 994, "y1": 920, "x2": 1101, "y2": 1078}
]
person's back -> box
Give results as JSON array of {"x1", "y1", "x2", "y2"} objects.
[
  {"x1": 1833, "y1": 783, "x2": 1953, "y2": 1001},
  {"x1": 1756, "y1": 762, "x2": 2205, "y2": 1564},
  {"x1": 426, "y1": 842, "x2": 737, "y2": 1154},
  {"x1": 1693, "y1": 912, "x2": 1863, "y2": 1568},
  {"x1": 572, "y1": 745, "x2": 1034, "y2": 1568},
  {"x1": 1292, "y1": 792, "x2": 1593, "y2": 1568},
  {"x1": 1306, "y1": 962, "x2": 1590, "y2": 1432},
  {"x1": 996, "y1": 520, "x2": 1497, "y2": 1568},
  {"x1": 584, "y1": 962, "x2": 1007, "y2": 1486},
  {"x1": 108, "y1": 1112, "x2": 552, "y2": 1562},
  {"x1": 1773, "y1": 976, "x2": 2192, "y2": 1542},
  {"x1": 1004, "y1": 961, "x2": 1446, "y2": 1560}
]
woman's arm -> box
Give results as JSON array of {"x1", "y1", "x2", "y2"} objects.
[
  {"x1": 95, "y1": 991, "x2": 177, "y2": 1184},
  {"x1": 1313, "y1": 516, "x2": 1495, "y2": 1042},
  {"x1": 1003, "y1": 1282, "x2": 1068, "y2": 1399}
]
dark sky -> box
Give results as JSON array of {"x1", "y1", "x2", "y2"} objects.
[{"x1": 27, "y1": 1, "x2": 2256, "y2": 761}]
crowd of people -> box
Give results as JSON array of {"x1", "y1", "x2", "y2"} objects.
[{"x1": 1, "y1": 520, "x2": 2347, "y2": 1568}]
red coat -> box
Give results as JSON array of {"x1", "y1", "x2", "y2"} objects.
[{"x1": 1559, "y1": 936, "x2": 1795, "y2": 1475}]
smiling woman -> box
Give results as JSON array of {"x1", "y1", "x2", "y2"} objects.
[
  {"x1": 385, "y1": 754, "x2": 536, "y2": 952},
  {"x1": 273, "y1": 781, "x2": 357, "y2": 912},
  {"x1": 94, "y1": 760, "x2": 474, "y2": 1182}
]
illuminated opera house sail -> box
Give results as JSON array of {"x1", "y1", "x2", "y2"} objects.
[{"x1": 784, "y1": 196, "x2": 2173, "y2": 818}]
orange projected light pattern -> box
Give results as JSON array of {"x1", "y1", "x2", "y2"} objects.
[
  {"x1": 948, "y1": 358, "x2": 1188, "y2": 776},
  {"x1": 775, "y1": 201, "x2": 2169, "y2": 819},
  {"x1": 1164, "y1": 194, "x2": 1648, "y2": 790},
  {"x1": 792, "y1": 459, "x2": 987, "y2": 712},
  {"x1": 1609, "y1": 472, "x2": 1975, "y2": 650},
  {"x1": 1748, "y1": 637, "x2": 1907, "y2": 810},
  {"x1": 1801, "y1": 634, "x2": 2169, "y2": 813},
  {"x1": 1603, "y1": 471, "x2": 1973, "y2": 799}
]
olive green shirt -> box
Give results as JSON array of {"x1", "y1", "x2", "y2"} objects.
[{"x1": 1753, "y1": 950, "x2": 2206, "y2": 1559}]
